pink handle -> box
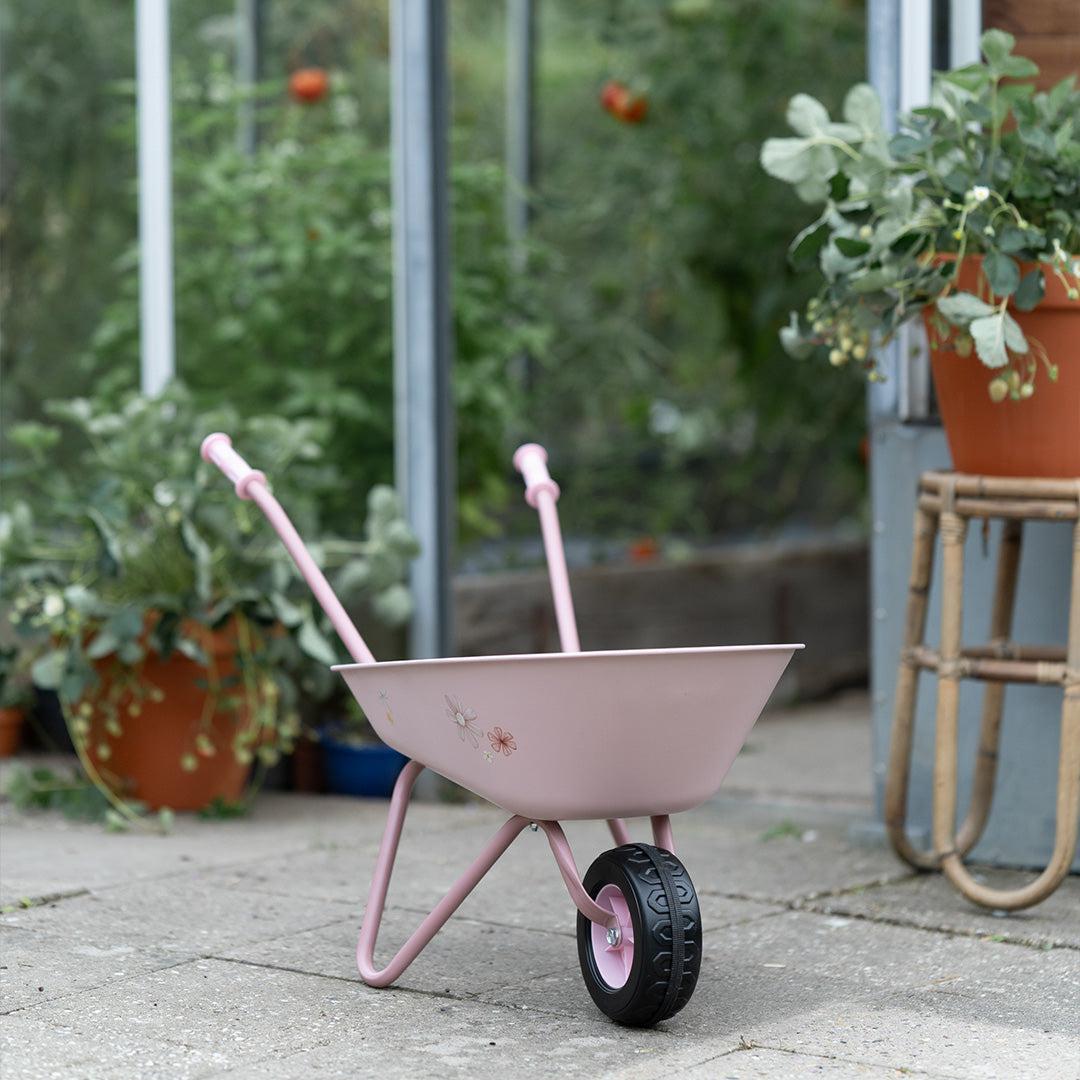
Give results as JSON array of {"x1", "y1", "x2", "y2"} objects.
[
  {"x1": 200, "y1": 432, "x2": 267, "y2": 500},
  {"x1": 199, "y1": 431, "x2": 376, "y2": 666},
  {"x1": 512, "y1": 443, "x2": 560, "y2": 509}
]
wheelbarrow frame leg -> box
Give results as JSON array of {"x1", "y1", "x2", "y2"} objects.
[{"x1": 357, "y1": 761, "x2": 623, "y2": 987}]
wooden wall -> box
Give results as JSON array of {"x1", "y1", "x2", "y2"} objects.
[{"x1": 983, "y1": 0, "x2": 1080, "y2": 89}]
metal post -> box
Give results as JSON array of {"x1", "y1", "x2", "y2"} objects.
[
  {"x1": 505, "y1": 0, "x2": 534, "y2": 255},
  {"x1": 390, "y1": 0, "x2": 454, "y2": 659},
  {"x1": 136, "y1": 0, "x2": 176, "y2": 397},
  {"x1": 236, "y1": 0, "x2": 263, "y2": 156},
  {"x1": 949, "y1": 0, "x2": 982, "y2": 68},
  {"x1": 894, "y1": 0, "x2": 933, "y2": 423}
]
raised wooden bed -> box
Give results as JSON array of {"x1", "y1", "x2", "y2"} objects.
[{"x1": 453, "y1": 536, "x2": 868, "y2": 702}]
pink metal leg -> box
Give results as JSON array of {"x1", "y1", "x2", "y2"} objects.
[
  {"x1": 607, "y1": 818, "x2": 631, "y2": 846},
  {"x1": 357, "y1": 761, "x2": 532, "y2": 986},
  {"x1": 651, "y1": 815, "x2": 675, "y2": 853},
  {"x1": 538, "y1": 820, "x2": 618, "y2": 928}
]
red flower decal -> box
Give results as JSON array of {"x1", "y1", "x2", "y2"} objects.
[{"x1": 487, "y1": 726, "x2": 517, "y2": 757}]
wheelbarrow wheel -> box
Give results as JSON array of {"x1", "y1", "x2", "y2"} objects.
[{"x1": 576, "y1": 843, "x2": 701, "y2": 1027}]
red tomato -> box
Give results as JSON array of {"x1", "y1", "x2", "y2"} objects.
[
  {"x1": 628, "y1": 537, "x2": 660, "y2": 563},
  {"x1": 599, "y1": 79, "x2": 648, "y2": 124},
  {"x1": 289, "y1": 68, "x2": 329, "y2": 104},
  {"x1": 618, "y1": 92, "x2": 648, "y2": 124},
  {"x1": 600, "y1": 79, "x2": 626, "y2": 114}
]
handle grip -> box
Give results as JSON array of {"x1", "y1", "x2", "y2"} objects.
[
  {"x1": 512, "y1": 443, "x2": 560, "y2": 508},
  {"x1": 200, "y1": 432, "x2": 267, "y2": 500}
]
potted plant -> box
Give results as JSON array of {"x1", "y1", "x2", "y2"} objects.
[
  {"x1": 1, "y1": 386, "x2": 417, "y2": 821},
  {"x1": 0, "y1": 646, "x2": 31, "y2": 757},
  {"x1": 761, "y1": 30, "x2": 1080, "y2": 477},
  {"x1": 319, "y1": 697, "x2": 408, "y2": 800}
]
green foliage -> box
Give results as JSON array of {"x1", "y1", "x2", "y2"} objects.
[
  {"x1": 512, "y1": 0, "x2": 869, "y2": 535},
  {"x1": 763, "y1": 31, "x2": 1080, "y2": 403},
  {"x1": 1, "y1": 386, "x2": 418, "y2": 810},
  {"x1": 7, "y1": 765, "x2": 113, "y2": 822},
  {"x1": 82, "y1": 64, "x2": 544, "y2": 539}
]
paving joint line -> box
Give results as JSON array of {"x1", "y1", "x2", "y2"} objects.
[
  {"x1": 0, "y1": 955, "x2": 197, "y2": 1018},
  {"x1": 0, "y1": 888, "x2": 91, "y2": 913},
  {"x1": 729, "y1": 1039, "x2": 976, "y2": 1080},
  {"x1": 205, "y1": 953, "x2": 596, "y2": 1023}
]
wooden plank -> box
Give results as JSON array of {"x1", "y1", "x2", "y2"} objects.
[
  {"x1": 983, "y1": 0, "x2": 1080, "y2": 36},
  {"x1": 453, "y1": 538, "x2": 869, "y2": 701},
  {"x1": 1010, "y1": 34, "x2": 1080, "y2": 89}
]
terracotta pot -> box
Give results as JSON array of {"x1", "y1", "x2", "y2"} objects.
[
  {"x1": 0, "y1": 707, "x2": 24, "y2": 758},
  {"x1": 925, "y1": 256, "x2": 1080, "y2": 477},
  {"x1": 84, "y1": 623, "x2": 252, "y2": 811}
]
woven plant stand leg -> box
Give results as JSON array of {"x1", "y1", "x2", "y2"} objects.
[
  {"x1": 936, "y1": 495, "x2": 1080, "y2": 912},
  {"x1": 954, "y1": 518, "x2": 1023, "y2": 855},
  {"x1": 885, "y1": 504, "x2": 940, "y2": 869}
]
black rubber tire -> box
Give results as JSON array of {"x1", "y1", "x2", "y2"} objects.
[{"x1": 576, "y1": 843, "x2": 702, "y2": 1027}]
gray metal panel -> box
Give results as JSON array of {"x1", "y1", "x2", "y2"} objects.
[
  {"x1": 870, "y1": 422, "x2": 1079, "y2": 870},
  {"x1": 504, "y1": 0, "x2": 534, "y2": 247},
  {"x1": 391, "y1": 0, "x2": 454, "y2": 658}
]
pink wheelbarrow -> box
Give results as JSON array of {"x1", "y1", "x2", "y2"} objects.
[{"x1": 202, "y1": 433, "x2": 801, "y2": 1027}]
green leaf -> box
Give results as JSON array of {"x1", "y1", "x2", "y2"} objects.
[
  {"x1": 1019, "y1": 125, "x2": 1056, "y2": 157},
  {"x1": 789, "y1": 217, "x2": 829, "y2": 264},
  {"x1": 1002, "y1": 311, "x2": 1028, "y2": 354},
  {"x1": 980, "y1": 29, "x2": 1016, "y2": 68},
  {"x1": 31, "y1": 650, "x2": 67, "y2": 690},
  {"x1": 86, "y1": 631, "x2": 119, "y2": 660},
  {"x1": 297, "y1": 618, "x2": 339, "y2": 667},
  {"x1": 969, "y1": 314, "x2": 1010, "y2": 368},
  {"x1": 786, "y1": 93, "x2": 830, "y2": 136},
  {"x1": 941, "y1": 64, "x2": 991, "y2": 93},
  {"x1": 1000, "y1": 55, "x2": 1039, "y2": 79},
  {"x1": 269, "y1": 593, "x2": 304, "y2": 628},
  {"x1": 842, "y1": 83, "x2": 881, "y2": 135},
  {"x1": 86, "y1": 508, "x2": 122, "y2": 577},
  {"x1": 834, "y1": 237, "x2": 871, "y2": 257},
  {"x1": 761, "y1": 137, "x2": 815, "y2": 183},
  {"x1": 936, "y1": 293, "x2": 995, "y2": 326},
  {"x1": 1013, "y1": 269, "x2": 1045, "y2": 312},
  {"x1": 983, "y1": 252, "x2": 1020, "y2": 296},
  {"x1": 996, "y1": 226, "x2": 1031, "y2": 254},
  {"x1": 968, "y1": 311, "x2": 1026, "y2": 369},
  {"x1": 373, "y1": 583, "x2": 413, "y2": 626}
]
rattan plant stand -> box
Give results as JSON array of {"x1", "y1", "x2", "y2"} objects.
[{"x1": 885, "y1": 471, "x2": 1080, "y2": 911}]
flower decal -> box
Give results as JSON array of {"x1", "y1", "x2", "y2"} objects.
[
  {"x1": 483, "y1": 750, "x2": 495, "y2": 764},
  {"x1": 445, "y1": 695, "x2": 481, "y2": 748},
  {"x1": 378, "y1": 689, "x2": 394, "y2": 724},
  {"x1": 488, "y1": 726, "x2": 517, "y2": 757}
]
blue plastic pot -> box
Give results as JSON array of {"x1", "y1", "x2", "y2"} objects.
[{"x1": 321, "y1": 733, "x2": 408, "y2": 799}]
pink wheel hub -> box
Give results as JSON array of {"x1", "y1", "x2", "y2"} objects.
[{"x1": 591, "y1": 884, "x2": 635, "y2": 989}]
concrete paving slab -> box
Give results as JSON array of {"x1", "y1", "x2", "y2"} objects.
[
  {"x1": 727, "y1": 692, "x2": 874, "y2": 808},
  {"x1": 215, "y1": 890, "x2": 779, "y2": 999},
  {"x1": 746, "y1": 1000, "x2": 1080, "y2": 1080},
  {"x1": 201, "y1": 816, "x2": 783, "y2": 936},
  {"x1": 475, "y1": 908, "x2": 1080, "y2": 1037},
  {"x1": 1, "y1": 878, "x2": 357, "y2": 964},
  {"x1": 800, "y1": 868, "x2": 1080, "y2": 950},
  {"x1": 0, "y1": 925, "x2": 184, "y2": 1012},
  {"x1": 645, "y1": 1045, "x2": 941, "y2": 1079},
  {"x1": 0, "y1": 793, "x2": 467, "y2": 908},
  {"x1": 1, "y1": 957, "x2": 683, "y2": 1080},
  {"x1": 672, "y1": 815, "x2": 910, "y2": 905}
]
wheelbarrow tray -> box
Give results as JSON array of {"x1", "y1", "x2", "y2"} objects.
[{"x1": 335, "y1": 643, "x2": 801, "y2": 821}]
